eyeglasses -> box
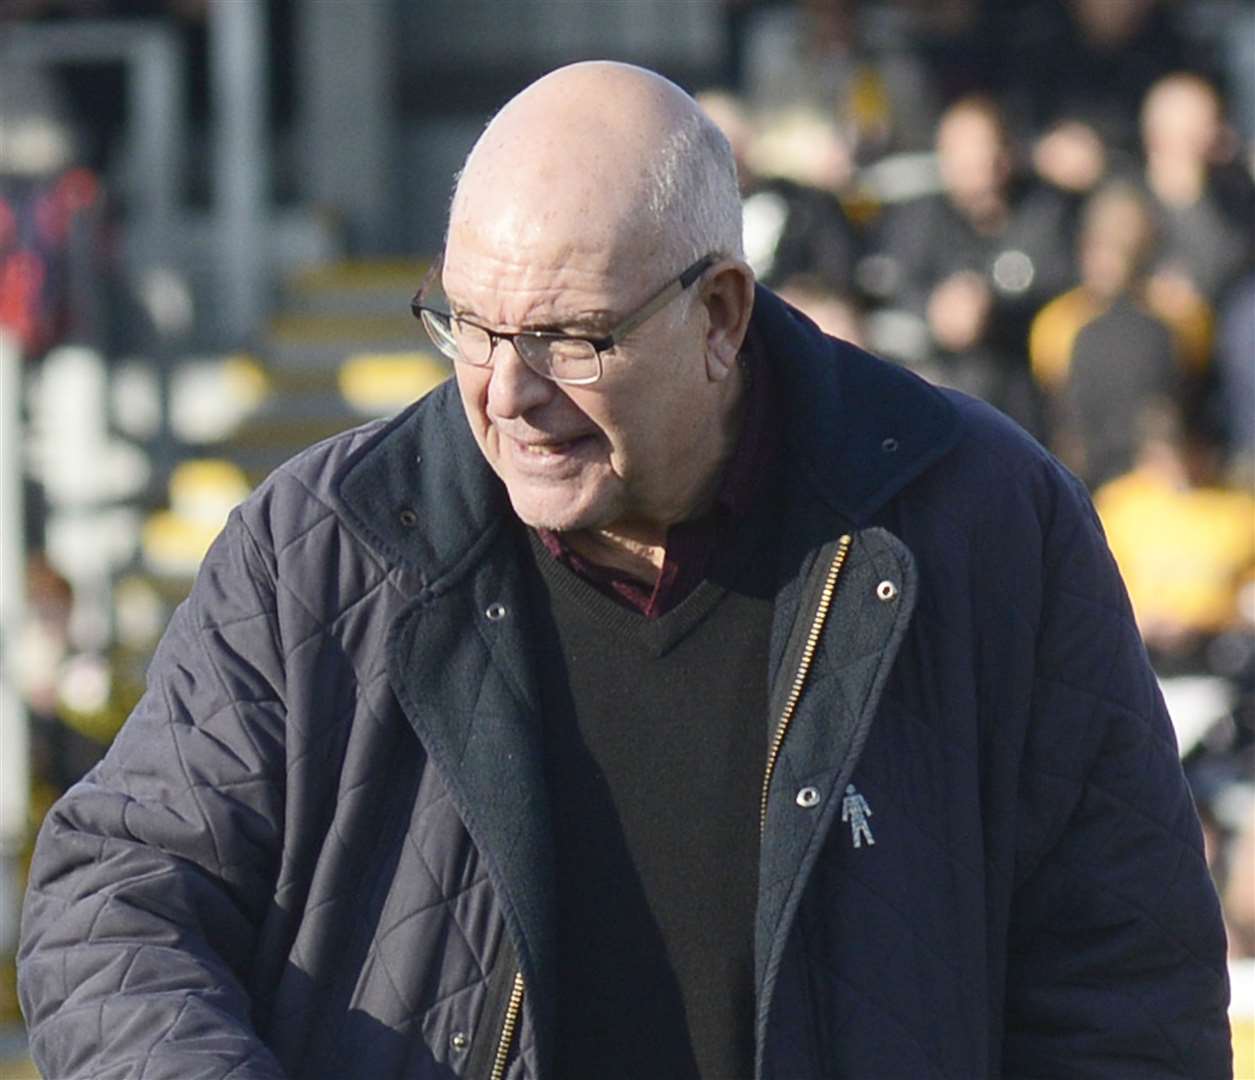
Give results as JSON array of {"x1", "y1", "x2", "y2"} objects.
[{"x1": 411, "y1": 253, "x2": 716, "y2": 386}]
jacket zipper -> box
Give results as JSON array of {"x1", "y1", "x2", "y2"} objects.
[
  {"x1": 759, "y1": 534, "x2": 853, "y2": 835},
  {"x1": 489, "y1": 971, "x2": 525, "y2": 1080}
]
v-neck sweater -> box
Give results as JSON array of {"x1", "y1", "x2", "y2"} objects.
[{"x1": 522, "y1": 514, "x2": 778, "y2": 1080}]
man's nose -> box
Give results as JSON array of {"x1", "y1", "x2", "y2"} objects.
[{"x1": 485, "y1": 338, "x2": 555, "y2": 420}]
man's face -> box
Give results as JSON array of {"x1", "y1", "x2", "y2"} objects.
[
  {"x1": 937, "y1": 108, "x2": 1008, "y2": 206},
  {"x1": 441, "y1": 231, "x2": 718, "y2": 537},
  {"x1": 1143, "y1": 81, "x2": 1220, "y2": 162}
]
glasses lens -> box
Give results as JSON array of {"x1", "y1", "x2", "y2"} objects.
[
  {"x1": 419, "y1": 309, "x2": 462, "y2": 362},
  {"x1": 516, "y1": 334, "x2": 600, "y2": 384},
  {"x1": 450, "y1": 318, "x2": 493, "y2": 365}
]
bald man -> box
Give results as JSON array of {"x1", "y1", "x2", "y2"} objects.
[{"x1": 19, "y1": 63, "x2": 1230, "y2": 1080}]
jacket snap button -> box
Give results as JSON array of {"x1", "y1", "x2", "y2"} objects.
[
  {"x1": 398, "y1": 508, "x2": 418, "y2": 527},
  {"x1": 881, "y1": 437, "x2": 899, "y2": 453},
  {"x1": 450, "y1": 1031, "x2": 468, "y2": 1053},
  {"x1": 796, "y1": 786, "x2": 821, "y2": 808},
  {"x1": 876, "y1": 580, "x2": 898, "y2": 601},
  {"x1": 485, "y1": 602, "x2": 507, "y2": 621}
]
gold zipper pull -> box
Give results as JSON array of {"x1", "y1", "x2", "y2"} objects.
[{"x1": 760, "y1": 534, "x2": 852, "y2": 835}]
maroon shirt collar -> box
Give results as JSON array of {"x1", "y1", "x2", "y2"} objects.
[{"x1": 536, "y1": 327, "x2": 780, "y2": 618}]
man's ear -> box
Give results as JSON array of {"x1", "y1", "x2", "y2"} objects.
[{"x1": 701, "y1": 261, "x2": 756, "y2": 382}]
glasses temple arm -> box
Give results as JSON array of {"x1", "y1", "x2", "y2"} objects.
[{"x1": 601, "y1": 254, "x2": 716, "y2": 348}]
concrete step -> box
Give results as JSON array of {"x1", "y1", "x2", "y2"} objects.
[
  {"x1": 280, "y1": 259, "x2": 430, "y2": 319},
  {"x1": 262, "y1": 315, "x2": 427, "y2": 375}
]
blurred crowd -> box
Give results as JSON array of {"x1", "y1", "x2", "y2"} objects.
[
  {"x1": 2, "y1": 0, "x2": 1253, "y2": 966},
  {"x1": 701, "y1": 0, "x2": 1255, "y2": 958}
]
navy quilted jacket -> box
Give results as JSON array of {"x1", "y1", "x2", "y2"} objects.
[{"x1": 19, "y1": 288, "x2": 1230, "y2": 1079}]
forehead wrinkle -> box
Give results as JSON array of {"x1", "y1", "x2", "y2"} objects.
[{"x1": 442, "y1": 245, "x2": 624, "y2": 333}]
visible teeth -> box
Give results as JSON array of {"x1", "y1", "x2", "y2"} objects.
[{"x1": 522, "y1": 442, "x2": 565, "y2": 455}]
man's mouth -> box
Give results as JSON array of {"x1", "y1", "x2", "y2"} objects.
[
  {"x1": 519, "y1": 441, "x2": 573, "y2": 456},
  {"x1": 503, "y1": 432, "x2": 597, "y2": 469}
]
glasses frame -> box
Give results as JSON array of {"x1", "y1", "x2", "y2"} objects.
[{"x1": 411, "y1": 252, "x2": 717, "y2": 386}]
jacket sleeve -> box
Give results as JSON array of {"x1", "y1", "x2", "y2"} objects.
[
  {"x1": 1001, "y1": 468, "x2": 1231, "y2": 1078},
  {"x1": 18, "y1": 509, "x2": 290, "y2": 1080}
]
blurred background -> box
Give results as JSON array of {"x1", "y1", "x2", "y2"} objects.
[{"x1": 0, "y1": 0, "x2": 1252, "y2": 1074}]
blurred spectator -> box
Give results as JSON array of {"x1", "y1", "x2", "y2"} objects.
[
  {"x1": 776, "y1": 272, "x2": 866, "y2": 347},
  {"x1": 1064, "y1": 297, "x2": 1177, "y2": 491},
  {"x1": 872, "y1": 94, "x2": 1073, "y2": 434},
  {"x1": 0, "y1": 0, "x2": 302, "y2": 211},
  {"x1": 15, "y1": 557, "x2": 105, "y2": 796},
  {"x1": 696, "y1": 88, "x2": 756, "y2": 180},
  {"x1": 1139, "y1": 72, "x2": 1254, "y2": 306},
  {"x1": 1187, "y1": 692, "x2": 1255, "y2": 964},
  {"x1": 0, "y1": 53, "x2": 169, "y2": 366},
  {"x1": 1003, "y1": 0, "x2": 1189, "y2": 163},
  {"x1": 16, "y1": 557, "x2": 73, "y2": 732},
  {"x1": 1094, "y1": 403, "x2": 1255, "y2": 666},
  {"x1": 1221, "y1": 2, "x2": 1255, "y2": 150},
  {"x1": 736, "y1": 0, "x2": 944, "y2": 160},
  {"x1": 1030, "y1": 116, "x2": 1109, "y2": 198},
  {"x1": 1225, "y1": 802, "x2": 1255, "y2": 959},
  {"x1": 1029, "y1": 182, "x2": 1208, "y2": 486},
  {"x1": 698, "y1": 90, "x2": 862, "y2": 293},
  {"x1": 0, "y1": 62, "x2": 102, "y2": 359},
  {"x1": 1217, "y1": 272, "x2": 1255, "y2": 467}
]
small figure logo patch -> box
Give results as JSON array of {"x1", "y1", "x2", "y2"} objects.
[{"x1": 842, "y1": 784, "x2": 875, "y2": 848}]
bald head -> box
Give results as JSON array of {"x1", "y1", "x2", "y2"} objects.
[
  {"x1": 437, "y1": 63, "x2": 757, "y2": 549},
  {"x1": 449, "y1": 62, "x2": 742, "y2": 272}
]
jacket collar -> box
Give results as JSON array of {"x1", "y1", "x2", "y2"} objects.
[
  {"x1": 333, "y1": 378, "x2": 505, "y2": 593},
  {"x1": 749, "y1": 284, "x2": 960, "y2": 525},
  {"x1": 331, "y1": 284, "x2": 961, "y2": 578}
]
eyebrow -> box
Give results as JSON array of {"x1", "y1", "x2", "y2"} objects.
[{"x1": 447, "y1": 303, "x2": 616, "y2": 337}]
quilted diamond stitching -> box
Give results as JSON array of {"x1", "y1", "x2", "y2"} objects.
[{"x1": 817, "y1": 965, "x2": 957, "y2": 1080}]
